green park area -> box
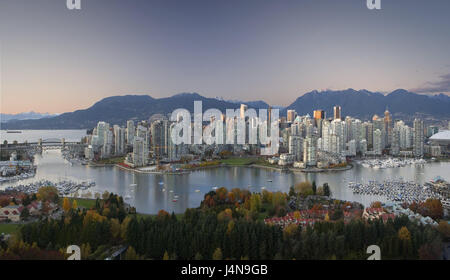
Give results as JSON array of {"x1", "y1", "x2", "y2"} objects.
[
  {"x1": 0, "y1": 223, "x2": 21, "y2": 235},
  {"x1": 94, "y1": 156, "x2": 125, "y2": 165},
  {"x1": 219, "y1": 157, "x2": 259, "y2": 166}
]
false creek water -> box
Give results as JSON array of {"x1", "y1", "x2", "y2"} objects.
[{"x1": 1, "y1": 130, "x2": 449, "y2": 214}]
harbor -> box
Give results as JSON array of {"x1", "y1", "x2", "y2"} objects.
[
  {"x1": 348, "y1": 178, "x2": 444, "y2": 204},
  {"x1": 357, "y1": 157, "x2": 427, "y2": 169},
  {"x1": 4, "y1": 179, "x2": 96, "y2": 196}
]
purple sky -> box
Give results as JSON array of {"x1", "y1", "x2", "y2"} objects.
[{"x1": 1, "y1": 0, "x2": 449, "y2": 114}]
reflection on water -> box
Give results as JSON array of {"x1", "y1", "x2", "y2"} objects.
[{"x1": 1, "y1": 150, "x2": 449, "y2": 214}]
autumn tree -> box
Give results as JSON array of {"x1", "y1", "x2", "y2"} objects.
[
  {"x1": 370, "y1": 201, "x2": 382, "y2": 208},
  {"x1": 62, "y1": 197, "x2": 72, "y2": 212},
  {"x1": 212, "y1": 248, "x2": 223, "y2": 260},
  {"x1": 37, "y1": 186, "x2": 59, "y2": 203},
  {"x1": 72, "y1": 200, "x2": 78, "y2": 210},
  {"x1": 398, "y1": 226, "x2": 411, "y2": 241}
]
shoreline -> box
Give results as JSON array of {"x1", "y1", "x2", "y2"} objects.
[{"x1": 113, "y1": 161, "x2": 354, "y2": 175}]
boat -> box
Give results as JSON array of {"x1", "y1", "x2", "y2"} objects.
[
  {"x1": 172, "y1": 199, "x2": 178, "y2": 202},
  {"x1": 124, "y1": 195, "x2": 132, "y2": 199},
  {"x1": 267, "y1": 180, "x2": 273, "y2": 182},
  {"x1": 195, "y1": 189, "x2": 200, "y2": 192},
  {"x1": 158, "y1": 181, "x2": 164, "y2": 185},
  {"x1": 130, "y1": 183, "x2": 137, "y2": 187},
  {"x1": 6, "y1": 130, "x2": 21, "y2": 133}
]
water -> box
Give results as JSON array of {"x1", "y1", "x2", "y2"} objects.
[
  {"x1": 0, "y1": 130, "x2": 87, "y2": 143},
  {"x1": 1, "y1": 150, "x2": 448, "y2": 214}
]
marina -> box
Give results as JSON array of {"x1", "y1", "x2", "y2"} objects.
[
  {"x1": 348, "y1": 179, "x2": 443, "y2": 204},
  {"x1": 4, "y1": 179, "x2": 96, "y2": 196},
  {"x1": 357, "y1": 158, "x2": 427, "y2": 169}
]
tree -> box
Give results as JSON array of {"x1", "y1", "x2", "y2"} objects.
[
  {"x1": 212, "y1": 248, "x2": 223, "y2": 260},
  {"x1": 163, "y1": 251, "x2": 170, "y2": 260},
  {"x1": 102, "y1": 191, "x2": 110, "y2": 200},
  {"x1": 423, "y1": 199, "x2": 443, "y2": 220},
  {"x1": 194, "y1": 252, "x2": 203, "y2": 260},
  {"x1": 110, "y1": 218, "x2": 121, "y2": 240},
  {"x1": 250, "y1": 194, "x2": 262, "y2": 213},
  {"x1": 418, "y1": 238, "x2": 442, "y2": 260},
  {"x1": 0, "y1": 196, "x2": 11, "y2": 207},
  {"x1": 37, "y1": 186, "x2": 59, "y2": 203},
  {"x1": 20, "y1": 207, "x2": 30, "y2": 220},
  {"x1": 62, "y1": 197, "x2": 72, "y2": 212},
  {"x1": 323, "y1": 183, "x2": 331, "y2": 197},
  {"x1": 370, "y1": 201, "x2": 382, "y2": 208},
  {"x1": 437, "y1": 221, "x2": 450, "y2": 240},
  {"x1": 72, "y1": 200, "x2": 78, "y2": 210},
  {"x1": 294, "y1": 182, "x2": 313, "y2": 196},
  {"x1": 80, "y1": 243, "x2": 91, "y2": 260},
  {"x1": 125, "y1": 246, "x2": 140, "y2": 260},
  {"x1": 398, "y1": 226, "x2": 411, "y2": 241}
]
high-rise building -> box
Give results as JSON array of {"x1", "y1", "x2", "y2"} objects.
[
  {"x1": 132, "y1": 136, "x2": 149, "y2": 167},
  {"x1": 373, "y1": 129, "x2": 382, "y2": 155},
  {"x1": 303, "y1": 136, "x2": 316, "y2": 166},
  {"x1": 240, "y1": 104, "x2": 248, "y2": 120},
  {"x1": 150, "y1": 120, "x2": 169, "y2": 158},
  {"x1": 384, "y1": 109, "x2": 392, "y2": 146},
  {"x1": 287, "y1": 110, "x2": 297, "y2": 123},
  {"x1": 102, "y1": 129, "x2": 113, "y2": 158},
  {"x1": 313, "y1": 110, "x2": 325, "y2": 120},
  {"x1": 346, "y1": 140, "x2": 356, "y2": 157},
  {"x1": 413, "y1": 118, "x2": 424, "y2": 157},
  {"x1": 126, "y1": 120, "x2": 135, "y2": 145},
  {"x1": 333, "y1": 106, "x2": 341, "y2": 120},
  {"x1": 114, "y1": 125, "x2": 126, "y2": 155},
  {"x1": 96, "y1": 121, "x2": 109, "y2": 145},
  {"x1": 289, "y1": 135, "x2": 303, "y2": 161},
  {"x1": 391, "y1": 125, "x2": 400, "y2": 156}
]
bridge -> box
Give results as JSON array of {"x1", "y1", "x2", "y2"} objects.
[{"x1": 1, "y1": 138, "x2": 84, "y2": 152}]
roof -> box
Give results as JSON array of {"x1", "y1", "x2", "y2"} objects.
[{"x1": 429, "y1": 130, "x2": 450, "y2": 141}]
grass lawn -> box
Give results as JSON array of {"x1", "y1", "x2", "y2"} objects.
[
  {"x1": 94, "y1": 156, "x2": 125, "y2": 164},
  {"x1": 60, "y1": 198, "x2": 97, "y2": 209},
  {"x1": 135, "y1": 212, "x2": 184, "y2": 220},
  {"x1": 0, "y1": 223, "x2": 21, "y2": 234},
  {"x1": 220, "y1": 157, "x2": 259, "y2": 166}
]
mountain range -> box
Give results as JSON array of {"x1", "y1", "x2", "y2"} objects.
[
  {"x1": 0, "y1": 112, "x2": 58, "y2": 123},
  {"x1": 1, "y1": 89, "x2": 449, "y2": 129}
]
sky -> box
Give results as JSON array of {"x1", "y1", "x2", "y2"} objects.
[{"x1": 0, "y1": 0, "x2": 449, "y2": 114}]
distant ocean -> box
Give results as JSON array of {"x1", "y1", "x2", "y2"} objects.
[{"x1": 0, "y1": 130, "x2": 87, "y2": 143}]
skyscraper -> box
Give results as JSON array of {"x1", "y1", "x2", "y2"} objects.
[
  {"x1": 303, "y1": 136, "x2": 316, "y2": 166},
  {"x1": 126, "y1": 120, "x2": 135, "y2": 145},
  {"x1": 288, "y1": 135, "x2": 303, "y2": 161},
  {"x1": 240, "y1": 104, "x2": 248, "y2": 120},
  {"x1": 373, "y1": 129, "x2": 382, "y2": 155},
  {"x1": 114, "y1": 125, "x2": 126, "y2": 155},
  {"x1": 384, "y1": 109, "x2": 392, "y2": 146},
  {"x1": 313, "y1": 110, "x2": 325, "y2": 120},
  {"x1": 333, "y1": 106, "x2": 341, "y2": 120},
  {"x1": 413, "y1": 118, "x2": 424, "y2": 157},
  {"x1": 287, "y1": 110, "x2": 297, "y2": 123}
]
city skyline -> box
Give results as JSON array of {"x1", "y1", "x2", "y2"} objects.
[{"x1": 1, "y1": 0, "x2": 450, "y2": 114}]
